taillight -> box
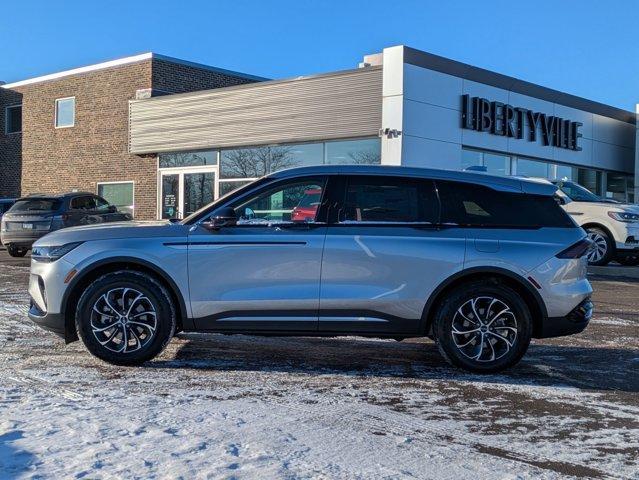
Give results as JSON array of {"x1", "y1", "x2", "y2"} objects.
[
  {"x1": 53, "y1": 214, "x2": 69, "y2": 222},
  {"x1": 556, "y1": 238, "x2": 592, "y2": 259}
]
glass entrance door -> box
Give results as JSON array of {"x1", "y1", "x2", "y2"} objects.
[
  {"x1": 183, "y1": 172, "x2": 214, "y2": 217},
  {"x1": 160, "y1": 169, "x2": 216, "y2": 219}
]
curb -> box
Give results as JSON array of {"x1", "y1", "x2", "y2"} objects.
[{"x1": 588, "y1": 266, "x2": 639, "y2": 280}]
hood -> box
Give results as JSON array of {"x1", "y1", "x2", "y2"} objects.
[{"x1": 34, "y1": 220, "x2": 189, "y2": 246}]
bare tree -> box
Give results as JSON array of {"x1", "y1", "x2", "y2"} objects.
[
  {"x1": 222, "y1": 146, "x2": 296, "y2": 178},
  {"x1": 346, "y1": 149, "x2": 381, "y2": 165}
]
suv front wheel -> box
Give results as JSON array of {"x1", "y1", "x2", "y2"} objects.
[
  {"x1": 585, "y1": 227, "x2": 614, "y2": 266},
  {"x1": 434, "y1": 280, "x2": 532, "y2": 373},
  {"x1": 76, "y1": 270, "x2": 176, "y2": 365}
]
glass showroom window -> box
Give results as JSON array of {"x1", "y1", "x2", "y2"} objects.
[
  {"x1": 461, "y1": 148, "x2": 511, "y2": 175},
  {"x1": 97, "y1": 182, "x2": 134, "y2": 217},
  {"x1": 55, "y1": 97, "x2": 75, "y2": 128},
  {"x1": 218, "y1": 138, "x2": 381, "y2": 196},
  {"x1": 5, "y1": 105, "x2": 22, "y2": 134},
  {"x1": 158, "y1": 150, "x2": 217, "y2": 168},
  {"x1": 576, "y1": 168, "x2": 602, "y2": 196},
  {"x1": 325, "y1": 138, "x2": 381, "y2": 165},
  {"x1": 606, "y1": 172, "x2": 634, "y2": 203},
  {"x1": 516, "y1": 158, "x2": 549, "y2": 178}
]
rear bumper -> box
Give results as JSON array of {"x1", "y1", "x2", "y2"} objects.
[
  {"x1": 28, "y1": 302, "x2": 65, "y2": 339},
  {"x1": 1, "y1": 231, "x2": 48, "y2": 247},
  {"x1": 538, "y1": 298, "x2": 593, "y2": 338}
]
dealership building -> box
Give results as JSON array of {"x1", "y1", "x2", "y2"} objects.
[{"x1": 1, "y1": 45, "x2": 636, "y2": 219}]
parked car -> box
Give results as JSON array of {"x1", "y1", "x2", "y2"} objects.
[
  {"x1": 27, "y1": 166, "x2": 593, "y2": 373},
  {"x1": 0, "y1": 198, "x2": 16, "y2": 221},
  {"x1": 552, "y1": 180, "x2": 639, "y2": 266},
  {"x1": 1, "y1": 192, "x2": 132, "y2": 257}
]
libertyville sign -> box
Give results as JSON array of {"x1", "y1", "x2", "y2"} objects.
[{"x1": 461, "y1": 94, "x2": 582, "y2": 151}]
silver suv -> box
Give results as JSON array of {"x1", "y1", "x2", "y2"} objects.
[{"x1": 27, "y1": 166, "x2": 593, "y2": 373}]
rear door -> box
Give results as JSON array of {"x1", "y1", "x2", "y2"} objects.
[{"x1": 319, "y1": 175, "x2": 467, "y2": 334}]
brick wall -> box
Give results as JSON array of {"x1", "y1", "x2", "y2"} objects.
[
  {"x1": 0, "y1": 56, "x2": 262, "y2": 219},
  {"x1": 152, "y1": 59, "x2": 259, "y2": 95},
  {"x1": 0, "y1": 88, "x2": 23, "y2": 198}
]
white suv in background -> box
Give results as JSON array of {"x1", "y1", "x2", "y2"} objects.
[{"x1": 553, "y1": 180, "x2": 639, "y2": 266}]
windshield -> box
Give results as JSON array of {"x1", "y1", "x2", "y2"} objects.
[
  {"x1": 181, "y1": 177, "x2": 269, "y2": 224},
  {"x1": 9, "y1": 198, "x2": 62, "y2": 213},
  {"x1": 554, "y1": 181, "x2": 602, "y2": 202}
]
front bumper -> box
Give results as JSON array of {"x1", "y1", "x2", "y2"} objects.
[
  {"x1": 28, "y1": 301, "x2": 65, "y2": 338},
  {"x1": 538, "y1": 298, "x2": 593, "y2": 338}
]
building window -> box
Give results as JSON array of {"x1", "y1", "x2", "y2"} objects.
[
  {"x1": 606, "y1": 173, "x2": 634, "y2": 203},
  {"x1": 219, "y1": 180, "x2": 253, "y2": 198},
  {"x1": 461, "y1": 148, "x2": 511, "y2": 176},
  {"x1": 516, "y1": 158, "x2": 549, "y2": 178},
  {"x1": 5, "y1": 105, "x2": 22, "y2": 134},
  {"x1": 325, "y1": 138, "x2": 381, "y2": 165},
  {"x1": 97, "y1": 181, "x2": 134, "y2": 217},
  {"x1": 159, "y1": 151, "x2": 217, "y2": 168},
  {"x1": 55, "y1": 97, "x2": 75, "y2": 128},
  {"x1": 220, "y1": 138, "x2": 381, "y2": 179}
]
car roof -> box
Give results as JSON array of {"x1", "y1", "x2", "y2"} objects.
[
  {"x1": 16, "y1": 192, "x2": 96, "y2": 201},
  {"x1": 269, "y1": 165, "x2": 557, "y2": 196}
]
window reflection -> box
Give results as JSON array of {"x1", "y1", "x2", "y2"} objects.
[{"x1": 159, "y1": 151, "x2": 217, "y2": 168}]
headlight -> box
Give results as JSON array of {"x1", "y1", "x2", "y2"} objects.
[
  {"x1": 32, "y1": 242, "x2": 83, "y2": 262},
  {"x1": 607, "y1": 211, "x2": 639, "y2": 223}
]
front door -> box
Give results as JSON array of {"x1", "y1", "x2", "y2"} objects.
[
  {"x1": 188, "y1": 175, "x2": 329, "y2": 332},
  {"x1": 160, "y1": 169, "x2": 216, "y2": 219}
]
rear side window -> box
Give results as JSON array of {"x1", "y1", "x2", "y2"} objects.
[
  {"x1": 341, "y1": 176, "x2": 438, "y2": 223},
  {"x1": 10, "y1": 199, "x2": 62, "y2": 213},
  {"x1": 437, "y1": 181, "x2": 574, "y2": 228}
]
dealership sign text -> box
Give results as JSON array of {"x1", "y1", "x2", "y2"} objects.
[{"x1": 461, "y1": 94, "x2": 582, "y2": 151}]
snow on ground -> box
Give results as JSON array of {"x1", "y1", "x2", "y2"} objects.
[{"x1": 1, "y1": 258, "x2": 638, "y2": 479}]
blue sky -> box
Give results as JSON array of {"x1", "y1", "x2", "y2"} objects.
[{"x1": 1, "y1": 0, "x2": 638, "y2": 110}]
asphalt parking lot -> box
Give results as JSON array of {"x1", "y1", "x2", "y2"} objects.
[{"x1": 1, "y1": 251, "x2": 638, "y2": 479}]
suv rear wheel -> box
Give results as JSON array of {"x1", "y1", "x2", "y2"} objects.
[
  {"x1": 76, "y1": 270, "x2": 176, "y2": 365},
  {"x1": 6, "y1": 244, "x2": 28, "y2": 257},
  {"x1": 585, "y1": 227, "x2": 614, "y2": 266},
  {"x1": 433, "y1": 280, "x2": 532, "y2": 373}
]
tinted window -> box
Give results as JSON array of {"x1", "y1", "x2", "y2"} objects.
[
  {"x1": 71, "y1": 196, "x2": 97, "y2": 210},
  {"x1": 231, "y1": 177, "x2": 326, "y2": 224},
  {"x1": 10, "y1": 199, "x2": 62, "y2": 213},
  {"x1": 341, "y1": 177, "x2": 438, "y2": 223},
  {"x1": 437, "y1": 181, "x2": 574, "y2": 228}
]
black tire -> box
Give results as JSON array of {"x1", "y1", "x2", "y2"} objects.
[
  {"x1": 616, "y1": 255, "x2": 639, "y2": 266},
  {"x1": 585, "y1": 227, "x2": 614, "y2": 266},
  {"x1": 6, "y1": 245, "x2": 28, "y2": 257},
  {"x1": 433, "y1": 280, "x2": 532, "y2": 373},
  {"x1": 76, "y1": 270, "x2": 176, "y2": 365}
]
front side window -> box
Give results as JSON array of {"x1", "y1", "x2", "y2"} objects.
[
  {"x1": 55, "y1": 97, "x2": 75, "y2": 128},
  {"x1": 231, "y1": 177, "x2": 326, "y2": 225},
  {"x1": 98, "y1": 182, "x2": 134, "y2": 216},
  {"x1": 437, "y1": 181, "x2": 573, "y2": 228},
  {"x1": 5, "y1": 105, "x2": 22, "y2": 134},
  {"x1": 71, "y1": 196, "x2": 97, "y2": 210},
  {"x1": 341, "y1": 176, "x2": 438, "y2": 223}
]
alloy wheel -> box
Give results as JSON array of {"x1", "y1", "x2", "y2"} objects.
[
  {"x1": 586, "y1": 231, "x2": 607, "y2": 263},
  {"x1": 451, "y1": 296, "x2": 518, "y2": 363},
  {"x1": 90, "y1": 287, "x2": 158, "y2": 354}
]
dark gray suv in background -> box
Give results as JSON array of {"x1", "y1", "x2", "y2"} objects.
[{"x1": 1, "y1": 192, "x2": 132, "y2": 257}]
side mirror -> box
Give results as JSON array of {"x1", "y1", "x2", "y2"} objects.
[
  {"x1": 554, "y1": 195, "x2": 566, "y2": 206},
  {"x1": 108, "y1": 205, "x2": 117, "y2": 213},
  {"x1": 202, "y1": 207, "x2": 237, "y2": 230}
]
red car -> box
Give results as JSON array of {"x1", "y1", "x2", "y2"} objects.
[{"x1": 291, "y1": 189, "x2": 321, "y2": 222}]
